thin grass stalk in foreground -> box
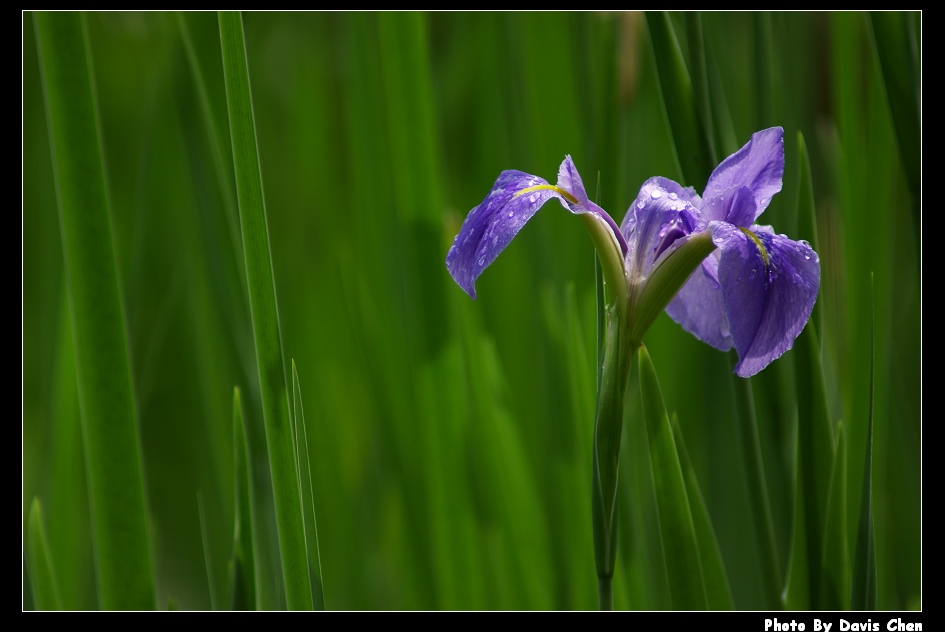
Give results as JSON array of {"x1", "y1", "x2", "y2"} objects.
[
  {"x1": 638, "y1": 345, "x2": 708, "y2": 610},
  {"x1": 851, "y1": 277, "x2": 877, "y2": 610},
  {"x1": 218, "y1": 10, "x2": 313, "y2": 610},
  {"x1": 27, "y1": 499, "x2": 62, "y2": 610},
  {"x1": 868, "y1": 11, "x2": 920, "y2": 239},
  {"x1": 644, "y1": 11, "x2": 716, "y2": 190},
  {"x1": 727, "y1": 359, "x2": 783, "y2": 610},
  {"x1": 229, "y1": 387, "x2": 257, "y2": 610},
  {"x1": 291, "y1": 361, "x2": 326, "y2": 610},
  {"x1": 35, "y1": 11, "x2": 154, "y2": 610},
  {"x1": 821, "y1": 423, "x2": 849, "y2": 610},
  {"x1": 197, "y1": 491, "x2": 219, "y2": 610}
]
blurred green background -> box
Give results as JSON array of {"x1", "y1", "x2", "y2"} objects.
[{"x1": 23, "y1": 12, "x2": 920, "y2": 610}]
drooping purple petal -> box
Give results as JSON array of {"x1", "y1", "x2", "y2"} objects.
[
  {"x1": 702, "y1": 127, "x2": 784, "y2": 224},
  {"x1": 665, "y1": 251, "x2": 733, "y2": 351},
  {"x1": 622, "y1": 177, "x2": 701, "y2": 281},
  {"x1": 712, "y1": 222, "x2": 820, "y2": 377},
  {"x1": 445, "y1": 170, "x2": 567, "y2": 299}
]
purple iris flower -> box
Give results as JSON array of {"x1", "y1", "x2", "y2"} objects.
[{"x1": 446, "y1": 127, "x2": 820, "y2": 377}]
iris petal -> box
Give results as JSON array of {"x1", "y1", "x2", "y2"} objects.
[
  {"x1": 445, "y1": 157, "x2": 625, "y2": 300},
  {"x1": 713, "y1": 223, "x2": 821, "y2": 377},
  {"x1": 702, "y1": 127, "x2": 784, "y2": 223},
  {"x1": 665, "y1": 251, "x2": 732, "y2": 351},
  {"x1": 445, "y1": 170, "x2": 564, "y2": 299},
  {"x1": 622, "y1": 176, "x2": 701, "y2": 281}
]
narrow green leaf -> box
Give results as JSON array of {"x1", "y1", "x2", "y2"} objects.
[
  {"x1": 868, "y1": 11, "x2": 920, "y2": 235},
  {"x1": 47, "y1": 280, "x2": 95, "y2": 610},
  {"x1": 27, "y1": 499, "x2": 62, "y2": 610},
  {"x1": 793, "y1": 275, "x2": 835, "y2": 610},
  {"x1": 728, "y1": 358, "x2": 782, "y2": 610},
  {"x1": 783, "y1": 436, "x2": 810, "y2": 610},
  {"x1": 35, "y1": 11, "x2": 154, "y2": 610},
  {"x1": 218, "y1": 11, "x2": 312, "y2": 609},
  {"x1": 821, "y1": 422, "x2": 850, "y2": 610},
  {"x1": 753, "y1": 12, "x2": 777, "y2": 127},
  {"x1": 852, "y1": 279, "x2": 877, "y2": 610},
  {"x1": 196, "y1": 491, "x2": 219, "y2": 610},
  {"x1": 671, "y1": 414, "x2": 734, "y2": 610},
  {"x1": 291, "y1": 361, "x2": 326, "y2": 610},
  {"x1": 638, "y1": 345, "x2": 707, "y2": 610},
  {"x1": 795, "y1": 132, "x2": 821, "y2": 336},
  {"x1": 683, "y1": 12, "x2": 717, "y2": 166},
  {"x1": 229, "y1": 387, "x2": 257, "y2": 610},
  {"x1": 644, "y1": 11, "x2": 716, "y2": 190}
]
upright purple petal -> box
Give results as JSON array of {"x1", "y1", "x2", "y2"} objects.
[
  {"x1": 702, "y1": 127, "x2": 784, "y2": 224},
  {"x1": 623, "y1": 177, "x2": 700, "y2": 281},
  {"x1": 445, "y1": 170, "x2": 568, "y2": 299},
  {"x1": 557, "y1": 155, "x2": 590, "y2": 209},
  {"x1": 700, "y1": 185, "x2": 758, "y2": 229},
  {"x1": 620, "y1": 176, "x2": 701, "y2": 242},
  {"x1": 559, "y1": 156, "x2": 629, "y2": 257},
  {"x1": 712, "y1": 222, "x2": 821, "y2": 377}
]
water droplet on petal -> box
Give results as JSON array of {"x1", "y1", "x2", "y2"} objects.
[
  {"x1": 637, "y1": 199, "x2": 645, "y2": 209},
  {"x1": 651, "y1": 189, "x2": 663, "y2": 199},
  {"x1": 760, "y1": 198, "x2": 769, "y2": 206},
  {"x1": 478, "y1": 257, "x2": 485, "y2": 266},
  {"x1": 529, "y1": 194, "x2": 537, "y2": 203},
  {"x1": 508, "y1": 211, "x2": 514, "y2": 218},
  {"x1": 668, "y1": 192, "x2": 678, "y2": 200}
]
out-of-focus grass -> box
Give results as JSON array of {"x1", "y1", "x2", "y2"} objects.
[{"x1": 23, "y1": 12, "x2": 920, "y2": 610}]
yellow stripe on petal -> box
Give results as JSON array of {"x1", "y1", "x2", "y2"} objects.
[
  {"x1": 739, "y1": 227, "x2": 770, "y2": 267},
  {"x1": 515, "y1": 184, "x2": 580, "y2": 206}
]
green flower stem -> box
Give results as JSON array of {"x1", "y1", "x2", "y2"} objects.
[
  {"x1": 589, "y1": 231, "x2": 716, "y2": 610},
  {"x1": 591, "y1": 305, "x2": 635, "y2": 610}
]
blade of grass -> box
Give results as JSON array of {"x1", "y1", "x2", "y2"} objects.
[
  {"x1": 644, "y1": 11, "x2": 716, "y2": 190},
  {"x1": 291, "y1": 361, "x2": 326, "y2": 610},
  {"x1": 670, "y1": 414, "x2": 734, "y2": 610},
  {"x1": 27, "y1": 498, "x2": 62, "y2": 610},
  {"x1": 229, "y1": 387, "x2": 257, "y2": 610},
  {"x1": 683, "y1": 12, "x2": 718, "y2": 167},
  {"x1": 727, "y1": 361, "x2": 783, "y2": 610},
  {"x1": 851, "y1": 278, "x2": 877, "y2": 610},
  {"x1": 218, "y1": 10, "x2": 312, "y2": 609},
  {"x1": 196, "y1": 491, "x2": 219, "y2": 610},
  {"x1": 791, "y1": 126, "x2": 836, "y2": 608},
  {"x1": 35, "y1": 11, "x2": 155, "y2": 610},
  {"x1": 820, "y1": 422, "x2": 849, "y2": 610},
  {"x1": 795, "y1": 132, "x2": 822, "y2": 337},
  {"x1": 47, "y1": 279, "x2": 95, "y2": 609},
  {"x1": 638, "y1": 344, "x2": 708, "y2": 610},
  {"x1": 868, "y1": 11, "x2": 920, "y2": 237},
  {"x1": 783, "y1": 434, "x2": 810, "y2": 610}
]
